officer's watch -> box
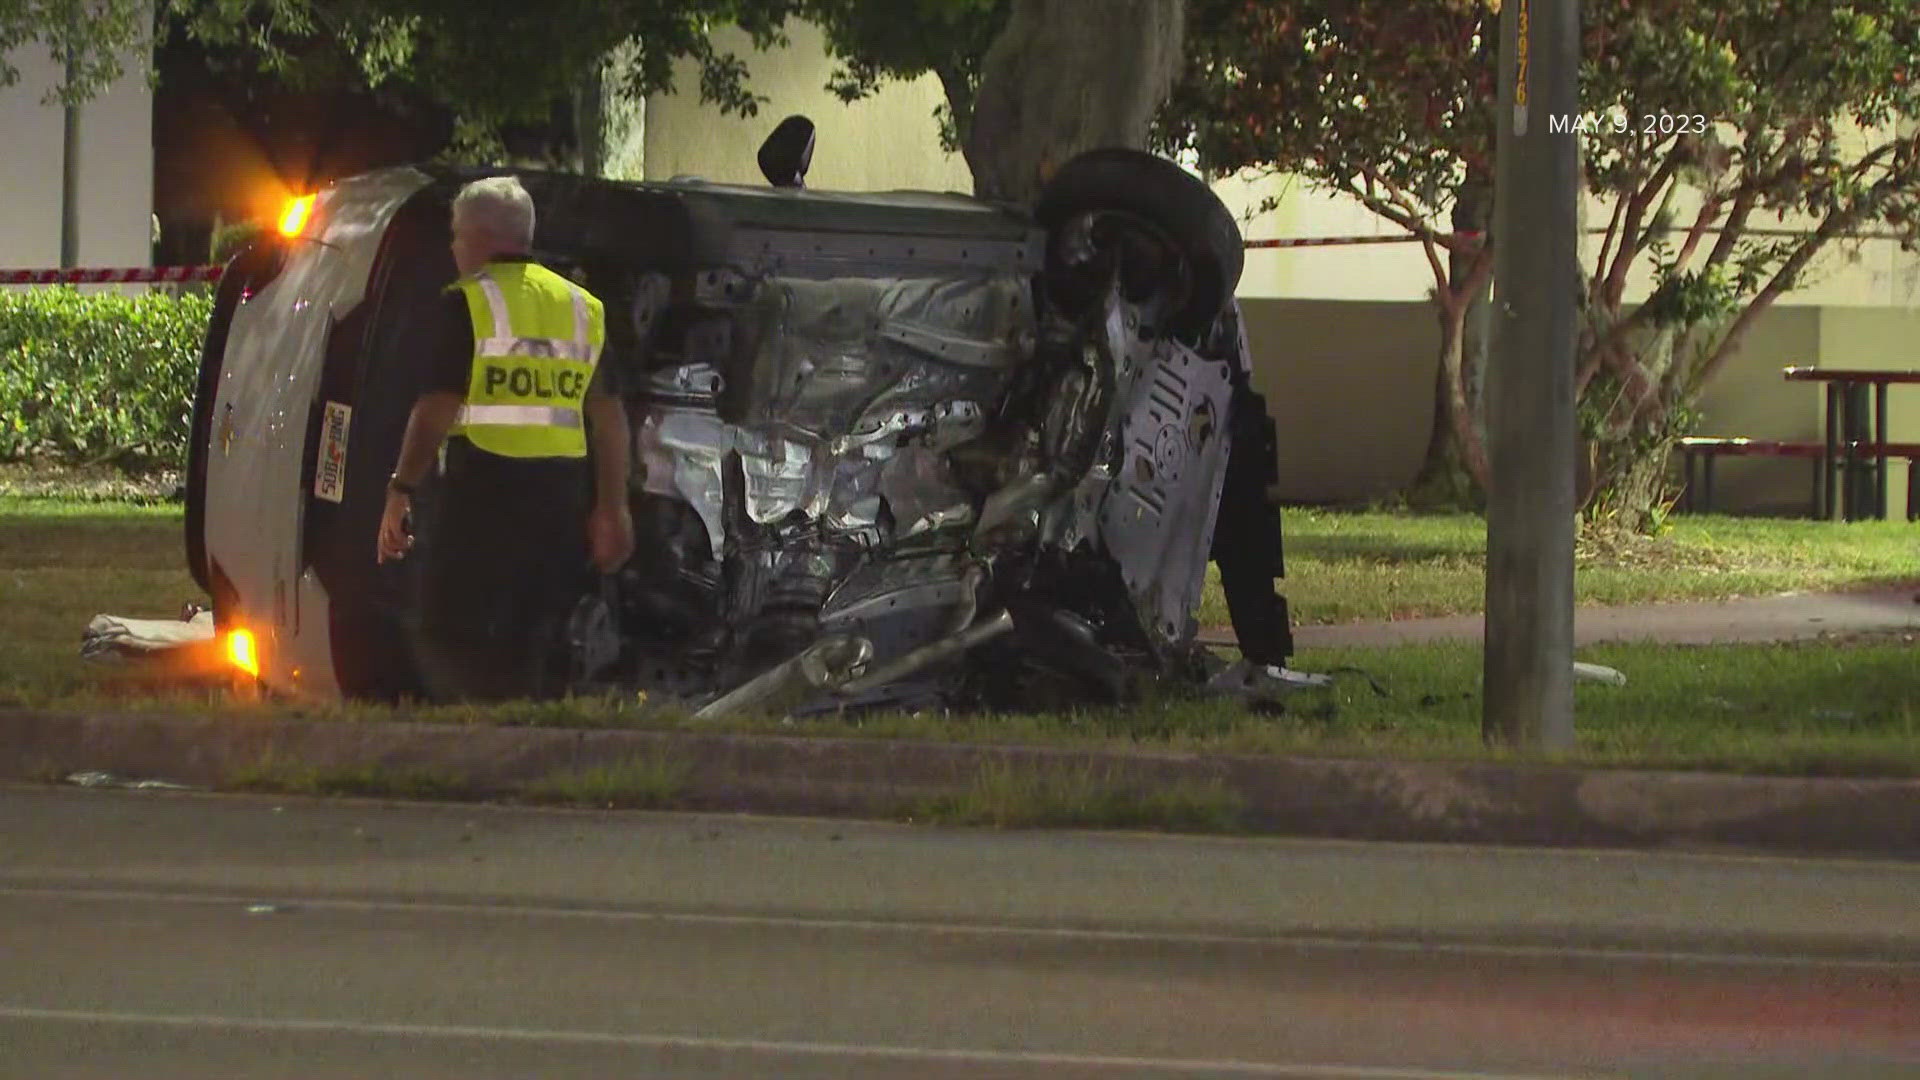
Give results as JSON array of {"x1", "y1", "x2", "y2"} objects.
[{"x1": 387, "y1": 473, "x2": 417, "y2": 497}]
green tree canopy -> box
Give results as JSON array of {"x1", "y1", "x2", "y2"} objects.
[
  {"x1": 806, "y1": 0, "x2": 1006, "y2": 160},
  {"x1": 166, "y1": 0, "x2": 808, "y2": 153}
]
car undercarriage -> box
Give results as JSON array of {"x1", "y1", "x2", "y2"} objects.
[{"x1": 566, "y1": 152, "x2": 1295, "y2": 715}]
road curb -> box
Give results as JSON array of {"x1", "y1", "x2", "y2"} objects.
[{"x1": 3, "y1": 708, "x2": 1917, "y2": 855}]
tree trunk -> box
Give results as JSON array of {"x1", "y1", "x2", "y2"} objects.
[
  {"x1": 1437, "y1": 296, "x2": 1493, "y2": 490},
  {"x1": 1409, "y1": 169, "x2": 1493, "y2": 505},
  {"x1": 1582, "y1": 420, "x2": 1685, "y2": 533},
  {"x1": 1573, "y1": 311, "x2": 1691, "y2": 533},
  {"x1": 966, "y1": 0, "x2": 1186, "y2": 202},
  {"x1": 572, "y1": 66, "x2": 606, "y2": 178},
  {"x1": 599, "y1": 42, "x2": 647, "y2": 181},
  {"x1": 1410, "y1": 281, "x2": 1495, "y2": 503}
]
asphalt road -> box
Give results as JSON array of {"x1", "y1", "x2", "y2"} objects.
[{"x1": 1, "y1": 784, "x2": 1916, "y2": 1079}]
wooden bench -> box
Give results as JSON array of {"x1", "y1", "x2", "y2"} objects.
[
  {"x1": 1678, "y1": 437, "x2": 1920, "y2": 519},
  {"x1": 1864, "y1": 442, "x2": 1920, "y2": 522},
  {"x1": 1676, "y1": 437, "x2": 1825, "y2": 515},
  {"x1": 1784, "y1": 366, "x2": 1920, "y2": 519}
]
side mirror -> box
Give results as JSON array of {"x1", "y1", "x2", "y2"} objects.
[{"x1": 758, "y1": 115, "x2": 816, "y2": 189}]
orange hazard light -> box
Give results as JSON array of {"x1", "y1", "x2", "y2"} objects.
[
  {"x1": 277, "y1": 195, "x2": 316, "y2": 238},
  {"x1": 227, "y1": 628, "x2": 260, "y2": 677}
]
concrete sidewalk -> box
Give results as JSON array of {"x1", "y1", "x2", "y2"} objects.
[{"x1": 1225, "y1": 587, "x2": 1920, "y2": 650}]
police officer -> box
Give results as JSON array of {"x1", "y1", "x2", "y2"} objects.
[{"x1": 376, "y1": 176, "x2": 634, "y2": 700}]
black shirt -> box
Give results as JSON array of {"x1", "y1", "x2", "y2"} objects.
[
  {"x1": 425, "y1": 289, "x2": 481, "y2": 396},
  {"x1": 425, "y1": 257, "x2": 614, "y2": 398}
]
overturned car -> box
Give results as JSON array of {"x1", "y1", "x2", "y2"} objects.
[{"x1": 186, "y1": 123, "x2": 1297, "y2": 712}]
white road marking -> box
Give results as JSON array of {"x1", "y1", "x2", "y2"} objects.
[
  {"x1": 1, "y1": 882, "x2": 1914, "y2": 972},
  {"x1": 0, "y1": 1005, "x2": 1580, "y2": 1079}
]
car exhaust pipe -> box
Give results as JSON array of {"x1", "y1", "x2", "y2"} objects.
[
  {"x1": 693, "y1": 634, "x2": 874, "y2": 719},
  {"x1": 837, "y1": 608, "x2": 1016, "y2": 697}
]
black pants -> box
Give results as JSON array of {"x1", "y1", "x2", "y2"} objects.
[{"x1": 412, "y1": 439, "x2": 591, "y2": 702}]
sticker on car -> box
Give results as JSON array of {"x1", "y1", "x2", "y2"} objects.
[{"x1": 315, "y1": 401, "x2": 351, "y2": 503}]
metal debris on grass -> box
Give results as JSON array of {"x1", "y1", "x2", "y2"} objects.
[{"x1": 65, "y1": 771, "x2": 199, "y2": 792}]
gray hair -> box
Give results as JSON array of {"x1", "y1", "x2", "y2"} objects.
[{"x1": 452, "y1": 176, "x2": 536, "y2": 250}]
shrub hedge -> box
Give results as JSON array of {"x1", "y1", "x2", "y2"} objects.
[{"x1": 0, "y1": 286, "x2": 211, "y2": 470}]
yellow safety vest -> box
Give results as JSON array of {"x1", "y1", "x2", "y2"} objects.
[{"x1": 447, "y1": 261, "x2": 606, "y2": 459}]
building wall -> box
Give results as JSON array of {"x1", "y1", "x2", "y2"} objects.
[
  {"x1": 1236, "y1": 299, "x2": 1841, "y2": 514},
  {"x1": 0, "y1": 34, "x2": 154, "y2": 272},
  {"x1": 1218, "y1": 172, "x2": 1438, "y2": 304},
  {"x1": 1238, "y1": 298, "x2": 1438, "y2": 503},
  {"x1": 1683, "y1": 307, "x2": 1826, "y2": 517},
  {"x1": 644, "y1": 22, "x2": 973, "y2": 194}
]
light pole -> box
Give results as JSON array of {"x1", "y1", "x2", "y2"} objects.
[
  {"x1": 1484, "y1": 0, "x2": 1580, "y2": 751},
  {"x1": 60, "y1": 2, "x2": 82, "y2": 269}
]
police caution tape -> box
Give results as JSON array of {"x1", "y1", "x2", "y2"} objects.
[
  {"x1": 0, "y1": 265, "x2": 223, "y2": 285},
  {"x1": 1242, "y1": 233, "x2": 1487, "y2": 250}
]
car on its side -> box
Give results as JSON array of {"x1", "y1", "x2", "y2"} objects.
[{"x1": 186, "y1": 119, "x2": 1298, "y2": 712}]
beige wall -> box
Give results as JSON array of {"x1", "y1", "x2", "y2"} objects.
[
  {"x1": 1239, "y1": 299, "x2": 1438, "y2": 503},
  {"x1": 0, "y1": 32, "x2": 154, "y2": 273},
  {"x1": 644, "y1": 22, "x2": 974, "y2": 194},
  {"x1": 1238, "y1": 300, "x2": 1843, "y2": 514},
  {"x1": 1683, "y1": 307, "x2": 1825, "y2": 516},
  {"x1": 1215, "y1": 172, "x2": 1439, "y2": 303}
]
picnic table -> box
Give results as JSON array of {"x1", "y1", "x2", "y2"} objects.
[{"x1": 1781, "y1": 366, "x2": 1920, "y2": 521}]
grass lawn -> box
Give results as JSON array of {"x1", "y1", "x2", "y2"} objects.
[
  {"x1": 4, "y1": 495, "x2": 1919, "y2": 777},
  {"x1": 1, "y1": 497, "x2": 199, "y2": 706},
  {"x1": 1212, "y1": 508, "x2": 1920, "y2": 628}
]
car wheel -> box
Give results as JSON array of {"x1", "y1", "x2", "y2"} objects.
[{"x1": 1034, "y1": 148, "x2": 1243, "y2": 341}]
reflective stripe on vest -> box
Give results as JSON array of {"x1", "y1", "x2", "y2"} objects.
[
  {"x1": 472, "y1": 273, "x2": 596, "y2": 362},
  {"x1": 448, "y1": 263, "x2": 605, "y2": 459},
  {"x1": 456, "y1": 404, "x2": 586, "y2": 428}
]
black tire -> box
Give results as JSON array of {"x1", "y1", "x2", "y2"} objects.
[{"x1": 1034, "y1": 148, "x2": 1244, "y2": 340}]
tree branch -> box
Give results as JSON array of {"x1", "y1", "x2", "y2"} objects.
[
  {"x1": 1337, "y1": 184, "x2": 1461, "y2": 288},
  {"x1": 1418, "y1": 234, "x2": 1449, "y2": 300},
  {"x1": 1365, "y1": 168, "x2": 1431, "y2": 221},
  {"x1": 1575, "y1": 351, "x2": 1604, "y2": 399},
  {"x1": 1587, "y1": 305, "x2": 1658, "y2": 378},
  {"x1": 934, "y1": 65, "x2": 979, "y2": 178},
  {"x1": 1841, "y1": 138, "x2": 1903, "y2": 187},
  {"x1": 1675, "y1": 135, "x2": 1916, "y2": 406},
  {"x1": 1701, "y1": 118, "x2": 1819, "y2": 269},
  {"x1": 1342, "y1": 172, "x2": 1479, "y2": 256},
  {"x1": 1702, "y1": 188, "x2": 1757, "y2": 270},
  {"x1": 1339, "y1": 181, "x2": 1430, "y2": 236},
  {"x1": 1593, "y1": 195, "x2": 1627, "y2": 293},
  {"x1": 1693, "y1": 207, "x2": 1861, "y2": 393},
  {"x1": 1604, "y1": 146, "x2": 1684, "y2": 305},
  {"x1": 1669, "y1": 193, "x2": 1727, "y2": 275}
]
